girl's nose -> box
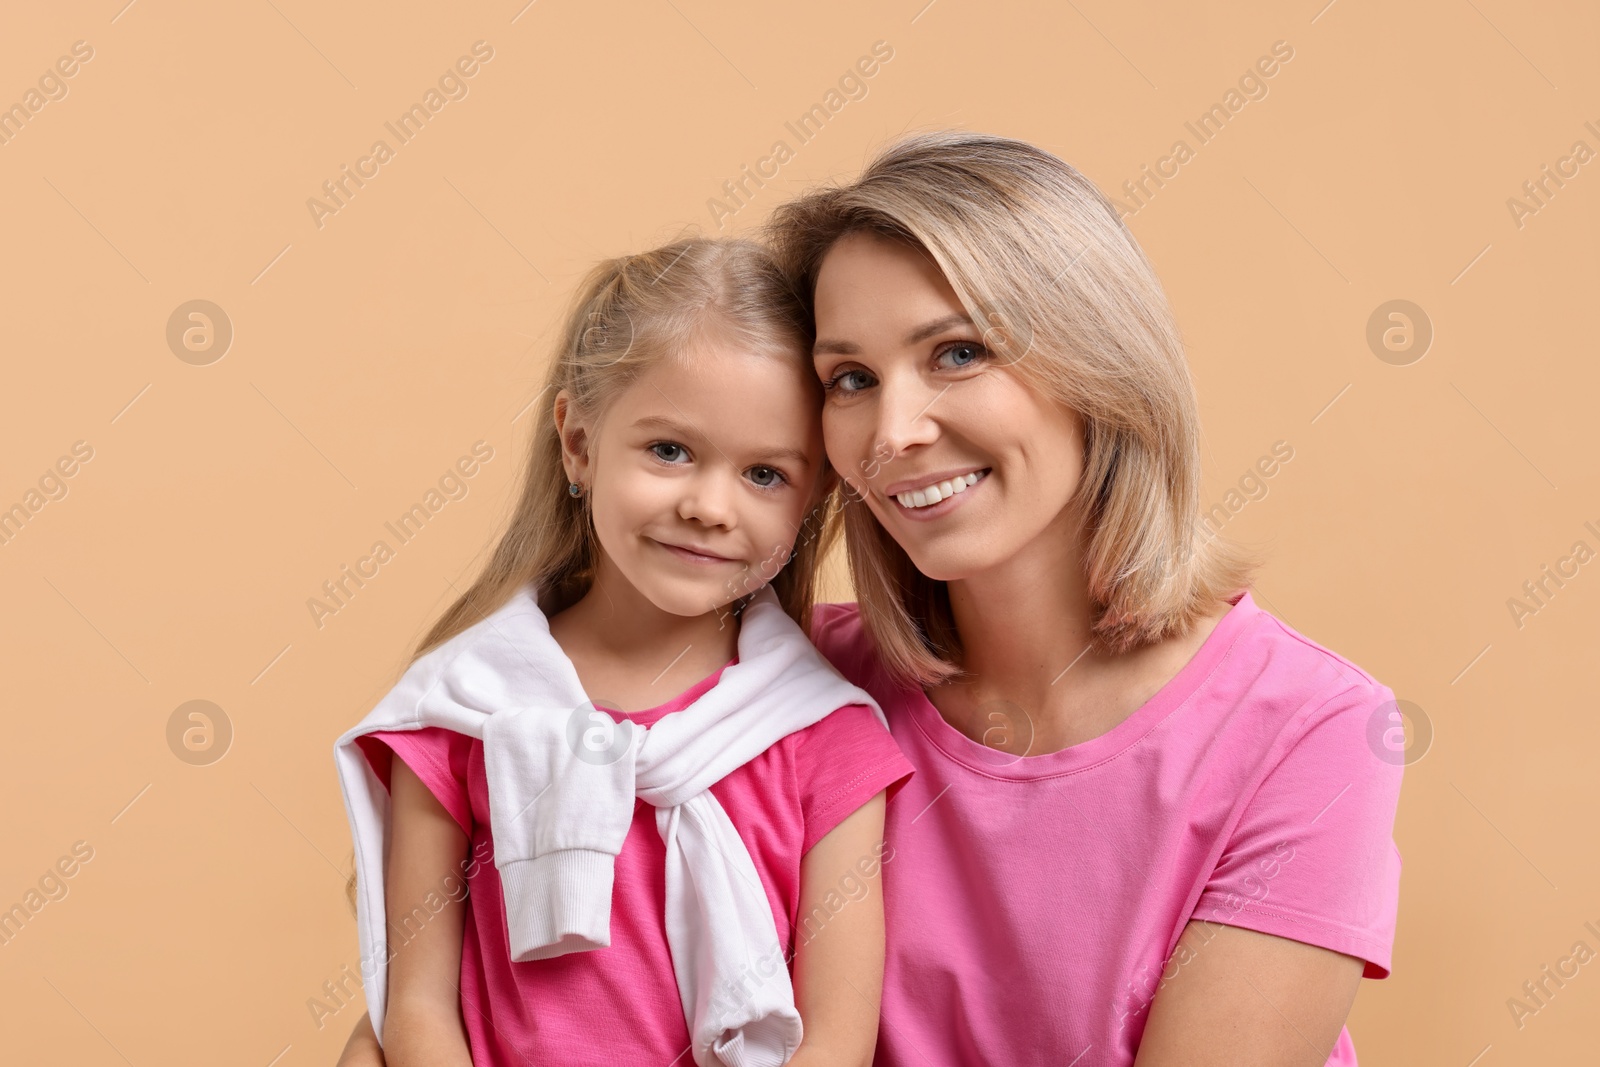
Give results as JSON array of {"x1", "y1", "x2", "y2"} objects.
[{"x1": 677, "y1": 470, "x2": 739, "y2": 529}]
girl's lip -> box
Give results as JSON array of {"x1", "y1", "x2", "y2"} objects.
[
  {"x1": 654, "y1": 539, "x2": 738, "y2": 564},
  {"x1": 886, "y1": 469, "x2": 989, "y2": 521}
]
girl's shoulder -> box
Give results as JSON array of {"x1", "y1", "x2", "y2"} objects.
[{"x1": 782, "y1": 699, "x2": 914, "y2": 853}]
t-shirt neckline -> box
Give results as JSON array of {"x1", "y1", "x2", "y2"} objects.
[
  {"x1": 904, "y1": 589, "x2": 1259, "y2": 779},
  {"x1": 603, "y1": 654, "x2": 740, "y2": 727}
]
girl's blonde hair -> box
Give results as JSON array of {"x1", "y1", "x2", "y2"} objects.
[
  {"x1": 345, "y1": 235, "x2": 841, "y2": 914},
  {"x1": 765, "y1": 128, "x2": 1262, "y2": 689}
]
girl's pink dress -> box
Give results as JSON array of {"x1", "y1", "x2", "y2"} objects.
[{"x1": 357, "y1": 652, "x2": 914, "y2": 1065}]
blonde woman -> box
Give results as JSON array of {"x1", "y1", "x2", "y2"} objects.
[{"x1": 760, "y1": 130, "x2": 1404, "y2": 1066}]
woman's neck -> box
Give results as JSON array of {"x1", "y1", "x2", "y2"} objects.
[
  {"x1": 943, "y1": 506, "x2": 1101, "y2": 709},
  {"x1": 934, "y1": 507, "x2": 1224, "y2": 756}
]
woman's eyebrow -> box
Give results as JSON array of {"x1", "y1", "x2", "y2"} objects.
[{"x1": 813, "y1": 313, "x2": 975, "y2": 358}]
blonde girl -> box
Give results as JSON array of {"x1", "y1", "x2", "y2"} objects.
[{"x1": 332, "y1": 237, "x2": 912, "y2": 1067}]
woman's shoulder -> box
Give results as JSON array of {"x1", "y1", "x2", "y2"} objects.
[
  {"x1": 807, "y1": 601, "x2": 877, "y2": 689},
  {"x1": 1208, "y1": 590, "x2": 1387, "y2": 699},
  {"x1": 1209, "y1": 595, "x2": 1401, "y2": 773},
  {"x1": 810, "y1": 599, "x2": 864, "y2": 632}
]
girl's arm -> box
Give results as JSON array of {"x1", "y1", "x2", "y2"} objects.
[
  {"x1": 1131, "y1": 919, "x2": 1364, "y2": 1066},
  {"x1": 379, "y1": 756, "x2": 475, "y2": 1067},
  {"x1": 334, "y1": 1011, "x2": 385, "y2": 1067},
  {"x1": 786, "y1": 790, "x2": 889, "y2": 1067}
]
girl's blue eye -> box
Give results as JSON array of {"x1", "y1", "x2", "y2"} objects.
[
  {"x1": 748, "y1": 466, "x2": 786, "y2": 489},
  {"x1": 651, "y1": 442, "x2": 687, "y2": 463}
]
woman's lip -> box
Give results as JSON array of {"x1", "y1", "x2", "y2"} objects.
[
  {"x1": 654, "y1": 539, "x2": 738, "y2": 564},
  {"x1": 883, "y1": 467, "x2": 991, "y2": 497},
  {"x1": 886, "y1": 469, "x2": 989, "y2": 521}
]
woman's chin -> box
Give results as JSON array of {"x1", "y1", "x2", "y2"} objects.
[{"x1": 900, "y1": 545, "x2": 990, "y2": 585}]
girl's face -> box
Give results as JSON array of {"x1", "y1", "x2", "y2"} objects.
[
  {"x1": 557, "y1": 340, "x2": 828, "y2": 619},
  {"x1": 811, "y1": 232, "x2": 1086, "y2": 582}
]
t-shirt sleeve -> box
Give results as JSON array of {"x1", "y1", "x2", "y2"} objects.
[
  {"x1": 793, "y1": 703, "x2": 916, "y2": 854},
  {"x1": 1193, "y1": 681, "x2": 1404, "y2": 979},
  {"x1": 355, "y1": 727, "x2": 474, "y2": 837}
]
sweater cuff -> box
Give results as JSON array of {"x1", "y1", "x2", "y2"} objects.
[{"x1": 499, "y1": 849, "x2": 616, "y2": 962}]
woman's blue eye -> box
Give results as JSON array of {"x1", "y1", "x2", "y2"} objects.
[
  {"x1": 823, "y1": 369, "x2": 875, "y2": 393},
  {"x1": 937, "y1": 342, "x2": 986, "y2": 368},
  {"x1": 651, "y1": 442, "x2": 687, "y2": 463}
]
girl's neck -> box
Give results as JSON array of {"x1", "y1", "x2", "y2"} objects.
[{"x1": 547, "y1": 569, "x2": 743, "y2": 714}]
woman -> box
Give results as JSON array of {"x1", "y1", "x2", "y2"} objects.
[
  {"x1": 337, "y1": 129, "x2": 1402, "y2": 1066},
  {"x1": 761, "y1": 129, "x2": 1402, "y2": 1066}
]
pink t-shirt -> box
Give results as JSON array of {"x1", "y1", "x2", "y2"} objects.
[
  {"x1": 357, "y1": 655, "x2": 915, "y2": 1065},
  {"x1": 810, "y1": 589, "x2": 1404, "y2": 1067}
]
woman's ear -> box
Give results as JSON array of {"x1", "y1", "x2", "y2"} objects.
[{"x1": 552, "y1": 389, "x2": 593, "y2": 486}]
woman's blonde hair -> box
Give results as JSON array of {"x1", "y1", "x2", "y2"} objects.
[
  {"x1": 344, "y1": 235, "x2": 841, "y2": 914},
  {"x1": 765, "y1": 128, "x2": 1262, "y2": 689}
]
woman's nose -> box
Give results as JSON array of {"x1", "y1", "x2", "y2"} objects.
[{"x1": 868, "y1": 376, "x2": 945, "y2": 470}]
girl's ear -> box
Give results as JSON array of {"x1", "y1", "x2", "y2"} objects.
[{"x1": 552, "y1": 389, "x2": 593, "y2": 485}]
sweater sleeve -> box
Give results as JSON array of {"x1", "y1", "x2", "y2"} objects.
[
  {"x1": 356, "y1": 727, "x2": 474, "y2": 837},
  {"x1": 793, "y1": 704, "x2": 916, "y2": 854}
]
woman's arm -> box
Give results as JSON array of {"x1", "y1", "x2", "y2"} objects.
[
  {"x1": 334, "y1": 1011, "x2": 385, "y2": 1067},
  {"x1": 786, "y1": 791, "x2": 889, "y2": 1067},
  {"x1": 1132, "y1": 919, "x2": 1364, "y2": 1066},
  {"x1": 378, "y1": 756, "x2": 474, "y2": 1067}
]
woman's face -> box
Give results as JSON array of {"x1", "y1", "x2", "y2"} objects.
[{"x1": 811, "y1": 232, "x2": 1087, "y2": 582}]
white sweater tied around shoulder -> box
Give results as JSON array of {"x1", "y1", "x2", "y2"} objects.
[{"x1": 333, "y1": 582, "x2": 885, "y2": 1067}]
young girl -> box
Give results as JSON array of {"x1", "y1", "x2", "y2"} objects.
[{"x1": 331, "y1": 237, "x2": 914, "y2": 1067}]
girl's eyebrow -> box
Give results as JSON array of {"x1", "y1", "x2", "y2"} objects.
[
  {"x1": 632, "y1": 414, "x2": 813, "y2": 471},
  {"x1": 812, "y1": 312, "x2": 974, "y2": 358}
]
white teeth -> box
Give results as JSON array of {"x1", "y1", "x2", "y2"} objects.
[{"x1": 895, "y1": 470, "x2": 986, "y2": 509}]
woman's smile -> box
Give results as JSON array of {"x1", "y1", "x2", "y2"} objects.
[{"x1": 884, "y1": 467, "x2": 991, "y2": 519}]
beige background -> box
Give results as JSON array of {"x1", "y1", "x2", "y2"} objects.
[{"x1": 1, "y1": 1, "x2": 1596, "y2": 1063}]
